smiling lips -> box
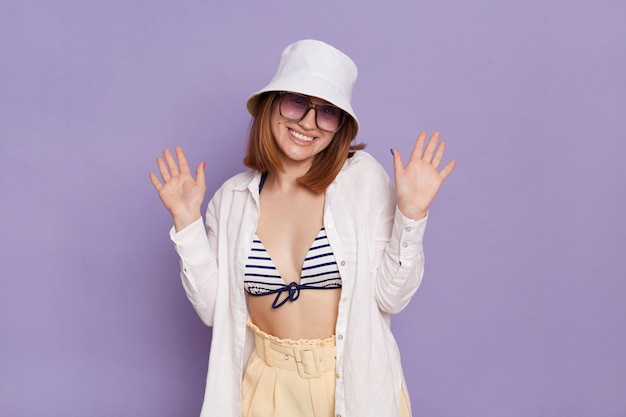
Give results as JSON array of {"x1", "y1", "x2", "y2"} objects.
[{"x1": 289, "y1": 129, "x2": 315, "y2": 142}]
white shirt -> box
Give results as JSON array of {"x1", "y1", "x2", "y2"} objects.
[{"x1": 170, "y1": 151, "x2": 428, "y2": 417}]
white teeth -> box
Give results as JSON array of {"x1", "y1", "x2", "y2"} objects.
[{"x1": 289, "y1": 129, "x2": 314, "y2": 142}]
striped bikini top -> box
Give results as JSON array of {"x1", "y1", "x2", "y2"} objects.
[{"x1": 243, "y1": 227, "x2": 342, "y2": 309}]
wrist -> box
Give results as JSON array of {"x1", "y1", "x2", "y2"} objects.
[
  {"x1": 398, "y1": 206, "x2": 427, "y2": 221},
  {"x1": 173, "y1": 212, "x2": 202, "y2": 232}
]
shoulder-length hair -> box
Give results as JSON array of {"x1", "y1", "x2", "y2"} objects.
[{"x1": 243, "y1": 92, "x2": 366, "y2": 194}]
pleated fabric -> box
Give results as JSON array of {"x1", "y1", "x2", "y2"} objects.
[
  {"x1": 242, "y1": 318, "x2": 412, "y2": 417},
  {"x1": 242, "y1": 319, "x2": 336, "y2": 417}
]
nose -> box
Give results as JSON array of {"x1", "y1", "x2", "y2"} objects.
[{"x1": 298, "y1": 106, "x2": 317, "y2": 130}]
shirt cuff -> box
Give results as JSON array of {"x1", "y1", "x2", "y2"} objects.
[
  {"x1": 392, "y1": 208, "x2": 427, "y2": 261},
  {"x1": 169, "y1": 217, "x2": 211, "y2": 267},
  {"x1": 393, "y1": 208, "x2": 427, "y2": 238}
]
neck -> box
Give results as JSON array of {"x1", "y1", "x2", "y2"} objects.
[
  {"x1": 268, "y1": 155, "x2": 313, "y2": 190},
  {"x1": 265, "y1": 169, "x2": 304, "y2": 193}
]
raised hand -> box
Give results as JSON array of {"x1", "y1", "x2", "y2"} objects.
[
  {"x1": 149, "y1": 146, "x2": 206, "y2": 231},
  {"x1": 391, "y1": 131, "x2": 456, "y2": 220}
]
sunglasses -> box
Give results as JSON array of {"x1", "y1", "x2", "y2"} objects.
[{"x1": 278, "y1": 92, "x2": 345, "y2": 133}]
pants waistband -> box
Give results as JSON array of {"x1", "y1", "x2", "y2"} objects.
[{"x1": 247, "y1": 318, "x2": 336, "y2": 379}]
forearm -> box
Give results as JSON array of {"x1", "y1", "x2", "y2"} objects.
[
  {"x1": 374, "y1": 208, "x2": 428, "y2": 314},
  {"x1": 170, "y1": 217, "x2": 218, "y2": 325}
]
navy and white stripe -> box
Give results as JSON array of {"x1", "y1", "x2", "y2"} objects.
[{"x1": 244, "y1": 227, "x2": 342, "y2": 308}]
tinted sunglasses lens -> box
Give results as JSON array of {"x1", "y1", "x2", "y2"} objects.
[
  {"x1": 316, "y1": 104, "x2": 342, "y2": 132},
  {"x1": 280, "y1": 93, "x2": 308, "y2": 120}
]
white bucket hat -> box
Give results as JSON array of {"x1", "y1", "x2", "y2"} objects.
[{"x1": 246, "y1": 39, "x2": 359, "y2": 135}]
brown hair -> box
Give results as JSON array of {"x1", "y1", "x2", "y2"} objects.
[{"x1": 243, "y1": 92, "x2": 366, "y2": 194}]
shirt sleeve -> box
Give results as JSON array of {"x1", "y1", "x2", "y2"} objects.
[
  {"x1": 169, "y1": 204, "x2": 219, "y2": 326},
  {"x1": 374, "y1": 203, "x2": 428, "y2": 314}
]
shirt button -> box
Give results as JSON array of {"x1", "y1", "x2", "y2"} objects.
[
  {"x1": 284, "y1": 355, "x2": 289, "y2": 360},
  {"x1": 337, "y1": 334, "x2": 344, "y2": 340},
  {"x1": 405, "y1": 227, "x2": 412, "y2": 232},
  {"x1": 336, "y1": 414, "x2": 342, "y2": 417},
  {"x1": 336, "y1": 373, "x2": 341, "y2": 379},
  {"x1": 340, "y1": 260, "x2": 346, "y2": 266},
  {"x1": 327, "y1": 223, "x2": 334, "y2": 229},
  {"x1": 402, "y1": 242, "x2": 408, "y2": 248}
]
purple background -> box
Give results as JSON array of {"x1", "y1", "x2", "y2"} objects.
[{"x1": 1, "y1": 1, "x2": 625, "y2": 416}]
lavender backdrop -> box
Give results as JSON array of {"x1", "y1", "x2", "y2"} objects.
[{"x1": 1, "y1": 1, "x2": 624, "y2": 416}]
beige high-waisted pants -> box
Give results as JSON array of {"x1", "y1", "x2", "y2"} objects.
[{"x1": 241, "y1": 318, "x2": 411, "y2": 417}]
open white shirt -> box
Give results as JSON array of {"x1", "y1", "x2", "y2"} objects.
[{"x1": 170, "y1": 151, "x2": 427, "y2": 417}]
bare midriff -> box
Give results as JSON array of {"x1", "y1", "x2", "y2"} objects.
[{"x1": 247, "y1": 289, "x2": 341, "y2": 340}]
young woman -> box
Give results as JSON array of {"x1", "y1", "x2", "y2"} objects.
[{"x1": 150, "y1": 39, "x2": 455, "y2": 417}]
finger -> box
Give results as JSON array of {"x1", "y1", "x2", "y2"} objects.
[
  {"x1": 176, "y1": 146, "x2": 191, "y2": 174},
  {"x1": 196, "y1": 162, "x2": 206, "y2": 187},
  {"x1": 422, "y1": 131, "x2": 441, "y2": 163},
  {"x1": 163, "y1": 149, "x2": 180, "y2": 177},
  {"x1": 408, "y1": 131, "x2": 428, "y2": 163},
  {"x1": 431, "y1": 141, "x2": 446, "y2": 169},
  {"x1": 439, "y1": 159, "x2": 457, "y2": 180},
  {"x1": 156, "y1": 156, "x2": 171, "y2": 181},
  {"x1": 149, "y1": 172, "x2": 163, "y2": 190},
  {"x1": 391, "y1": 148, "x2": 405, "y2": 179}
]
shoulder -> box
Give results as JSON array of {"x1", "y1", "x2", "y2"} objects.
[
  {"x1": 330, "y1": 150, "x2": 395, "y2": 211},
  {"x1": 337, "y1": 150, "x2": 392, "y2": 187},
  {"x1": 218, "y1": 170, "x2": 259, "y2": 191},
  {"x1": 344, "y1": 149, "x2": 380, "y2": 167},
  {"x1": 208, "y1": 170, "x2": 260, "y2": 206}
]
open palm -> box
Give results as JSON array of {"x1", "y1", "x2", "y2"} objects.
[
  {"x1": 392, "y1": 131, "x2": 456, "y2": 220},
  {"x1": 149, "y1": 146, "x2": 206, "y2": 231}
]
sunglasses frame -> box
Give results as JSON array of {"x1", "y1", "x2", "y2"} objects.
[{"x1": 277, "y1": 92, "x2": 346, "y2": 133}]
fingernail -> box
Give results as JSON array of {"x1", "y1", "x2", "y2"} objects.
[
  {"x1": 202, "y1": 162, "x2": 206, "y2": 169},
  {"x1": 390, "y1": 148, "x2": 394, "y2": 156}
]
